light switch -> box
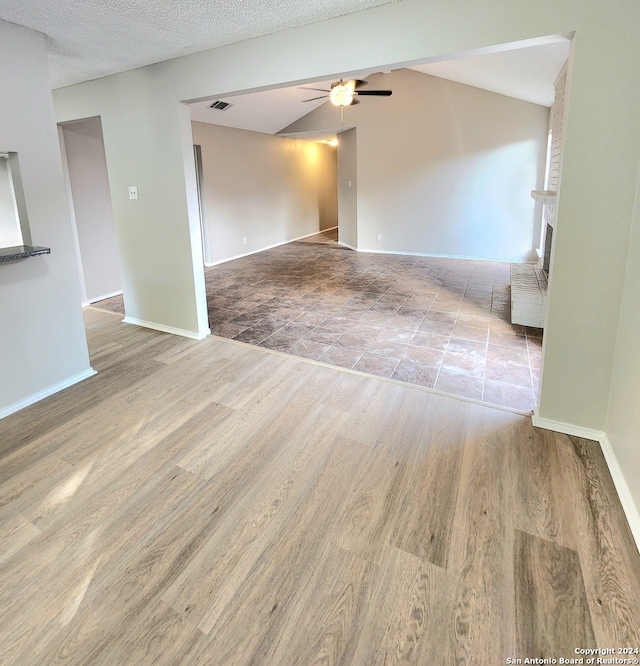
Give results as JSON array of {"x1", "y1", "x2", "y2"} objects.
[{"x1": 128, "y1": 186, "x2": 138, "y2": 200}]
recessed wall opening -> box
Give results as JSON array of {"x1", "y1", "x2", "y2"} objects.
[
  {"x1": 58, "y1": 117, "x2": 124, "y2": 309},
  {"x1": 0, "y1": 151, "x2": 31, "y2": 248}
]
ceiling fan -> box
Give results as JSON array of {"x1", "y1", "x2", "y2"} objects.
[{"x1": 301, "y1": 79, "x2": 392, "y2": 107}]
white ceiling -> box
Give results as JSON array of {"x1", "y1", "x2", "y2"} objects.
[
  {"x1": 410, "y1": 40, "x2": 570, "y2": 107},
  {"x1": 189, "y1": 39, "x2": 570, "y2": 136},
  {"x1": 0, "y1": 0, "x2": 400, "y2": 89},
  {"x1": 190, "y1": 79, "x2": 341, "y2": 136}
]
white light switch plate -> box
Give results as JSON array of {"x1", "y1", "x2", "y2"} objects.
[{"x1": 128, "y1": 186, "x2": 138, "y2": 200}]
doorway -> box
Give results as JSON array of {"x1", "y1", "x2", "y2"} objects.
[{"x1": 59, "y1": 117, "x2": 123, "y2": 308}]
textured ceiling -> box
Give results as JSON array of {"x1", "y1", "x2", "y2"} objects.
[{"x1": 0, "y1": 0, "x2": 399, "y2": 89}]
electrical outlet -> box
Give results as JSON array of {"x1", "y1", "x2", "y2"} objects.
[
  {"x1": 243, "y1": 237, "x2": 248, "y2": 245},
  {"x1": 377, "y1": 234, "x2": 382, "y2": 241}
]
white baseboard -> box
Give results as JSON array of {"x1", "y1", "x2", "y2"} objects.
[
  {"x1": 204, "y1": 232, "x2": 534, "y2": 267},
  {"x1": 356, "y1": 247, "x2": 531, "y2": 263},
  {"x1": 532, "y1": 410, "x2": 640, "y2": 554},
  {"x1": 122, "y1": 316, "x2": 210, "y2": 340},
  {"x1": 82, "y1": 289, "x2": 124, "y2": 307},
  {"x1": 0, "y1": 368, "x2": 97, "y2": 420},
  {"x1": 204, "y1": 228, "x2": 337, "y2": 267},
  {"x1": 599, "y1": 432, "x2": 640, "y2": 555},
  {"x1": 205, "y1": 245, "x2": 281, "y2": 267},
  {"x1": 531, "y1": 412, "x2": 605, "y2": 441}
]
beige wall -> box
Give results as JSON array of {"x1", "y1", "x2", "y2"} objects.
[
  {"x1": 57, "y1": 85, "x2": 210, "y2": 339},
  {"x1": 284, "y1": 68, "x2": 549, "y2": 261},
  {"x1": 0, "y1": 20, "x2": 92, "y2": 416},
  {"x1": 318, "y1": 149, "x2": 338, "y2": 233},
  {"x1": 192, "y1": 122, "x2": 336, "y2": 264},
  {"x1": 61, "y1": 118, "x2": 122, "y2": 303},
  {"x1": 606, "y1": 163, "x2": 640, "y2": 513},
  {"x1": 53, "y1": 0, "x2": 640, "y2": 516},
  {"x1": 337, "y1": 128, "x2": 358, "y2": 249}
]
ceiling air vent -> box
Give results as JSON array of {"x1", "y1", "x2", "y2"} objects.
[{"x1": 209, "y1": 100, "x2": 231, "y2": 111}]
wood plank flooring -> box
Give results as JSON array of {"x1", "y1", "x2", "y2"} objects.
[{"x1": 1, "y1": 308, "x2": 639, "y2": 665}]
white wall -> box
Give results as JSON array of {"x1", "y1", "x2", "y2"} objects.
[
  {"x1": 284, "y1": 69, "x2": 549, "y2": 261},
  {"x1": 192, "y1": 122, "x2": 337, "y2": 264},
  {"x1": 0, "y1": 20, "x2": 92, "y2": 416},
  {"x1": 61, "y1": 118, "x2": 122, "y2": 303},
  {"x1": 547, "y1": 63, "x2": 567, "y2": 193},
  {"x1": 52, "y1": 0, "x2": 640, "y2": 514}
]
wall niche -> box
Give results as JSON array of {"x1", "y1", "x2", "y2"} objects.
[{"x1": 0, "y1": 151, "x2": 49, "y2": 261}]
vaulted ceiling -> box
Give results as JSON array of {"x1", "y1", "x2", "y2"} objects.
[{"x1": 189, "y1": 38, "x2": 570, "y2": 136}]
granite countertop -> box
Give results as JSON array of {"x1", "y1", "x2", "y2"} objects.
[{"x1": 0, "y1": 245, "x2": 51, "y2": 262}]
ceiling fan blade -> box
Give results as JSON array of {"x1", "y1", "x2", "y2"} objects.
[
  {"x1": 355, "y1": 90, "x2": 392, "y2": 96},
  {"x1": 299, "y1": 87, "x2": 331, "y2": 93},
  {"x1": 302, "y1": 95, "x2": 328, "y2": 102}
]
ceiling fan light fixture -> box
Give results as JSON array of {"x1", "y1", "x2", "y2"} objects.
[{"x1": 329, "y1": 83, "x2": 354, "y2": 107}]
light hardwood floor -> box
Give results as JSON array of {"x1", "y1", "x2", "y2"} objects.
[{"x1": 1, "y1": 308, "x2": 639, "y2": 665}]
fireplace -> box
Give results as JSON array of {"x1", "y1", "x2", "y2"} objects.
[
  {"x1": 531, "y1": 189, "x2": 557, "y2": 277},
  {"x1": 543, "y1": 223, "x2": 553, "y2": 273},
  {"x1": 508, "y1": 190, "x2": 556, "y2": 329}
]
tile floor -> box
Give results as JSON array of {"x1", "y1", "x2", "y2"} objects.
[
  {"x1": 205, "y1": 231, "x2": 542, "y2": 411},
  {"x1": 92, "y1": 231, "x2": 543, "y2": 412}
]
